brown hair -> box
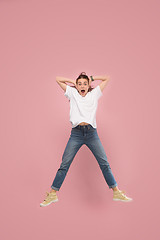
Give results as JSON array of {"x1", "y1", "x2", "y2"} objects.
[{"x1": 71, "y1": 72, "x2": 94, "y2": 92}]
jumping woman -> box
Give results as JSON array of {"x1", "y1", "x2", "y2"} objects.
[{"x1": 40, "y1": 72, "x2": 133, "y2": 207}]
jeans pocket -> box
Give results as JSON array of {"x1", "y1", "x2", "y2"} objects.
[
  {"x1": 89, "y1": 125, "x2": 96, "y2": 131},
  {"x1": 71, "y1": 127, "x2": 79, "y2": 135}
]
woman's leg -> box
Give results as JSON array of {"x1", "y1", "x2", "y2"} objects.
[
  {"x1": 85, "y1": 132, "x2": 118, "y2": 190},
  {"x1": 50, "y1": 135, "x2": 83, "y2": 191},
  {"x1": 85, "y1": 129, "x2": 133, "y2": 201}
]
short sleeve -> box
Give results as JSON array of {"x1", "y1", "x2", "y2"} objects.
[
  {"x1": 92, "y1": 85, "x2": 103, "y2": 100},
  {"x1": 64, "y1": 85, "x2": 72, "y2": 100}
]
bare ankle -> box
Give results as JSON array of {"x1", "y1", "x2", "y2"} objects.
[
  {"x1": 50, "y1": 189, "x2": 56, "y2": 193},
  {"x1": 112, "y1": 186, "x2": 119, "y2": 191}
]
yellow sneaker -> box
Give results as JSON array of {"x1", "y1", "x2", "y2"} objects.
[
  {"x1": 113, "y1": 190, "x2": 133, "y2": 202},
  {"x1": 40, "y1": 191, "x2": 58, "y2": 207}
]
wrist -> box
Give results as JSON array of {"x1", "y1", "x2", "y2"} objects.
[{"x1": 90, "y1": 75, "x2": 94, "y2": 82}]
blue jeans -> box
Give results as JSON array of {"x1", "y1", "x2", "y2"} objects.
[{"x1": 51, "y1": 124, "x2": 118, "y2": 191}]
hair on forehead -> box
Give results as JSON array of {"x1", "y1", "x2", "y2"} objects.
[{"x1": 78, "y1": 79, "x2": 88, "y2": 83}]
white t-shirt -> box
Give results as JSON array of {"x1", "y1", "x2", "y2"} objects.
[{"x1": 64, "y1": 85, "x2": 103, "y2": 128}]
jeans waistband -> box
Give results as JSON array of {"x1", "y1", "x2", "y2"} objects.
[{"x1": 74, "y1": 124, "x2": 92, "y2": 130}]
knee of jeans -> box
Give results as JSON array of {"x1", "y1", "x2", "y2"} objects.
[
  {"x1": 60, "y1": 160, "x2": 71, "y2": 169},
  {"x1": 100, "y1": 160, "x2": 111, "y2": 168}
]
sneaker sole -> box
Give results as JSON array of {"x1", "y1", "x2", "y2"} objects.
[
  {"x1": 113, "y1": 198, "x2": 133, "y2": 202},
  {"x1": 40, "y1": 198, "x2": 58, "y2": 207}
]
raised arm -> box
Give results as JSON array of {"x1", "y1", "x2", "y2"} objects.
[
  {"x1": 91, "y1": 75, "x2": 110, "y2": 92},
  {"x1": 56, "y1": 77, "x2": 76, "y2": 92}
]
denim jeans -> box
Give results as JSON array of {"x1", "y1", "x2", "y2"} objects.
[{"x1": 51, "y1": 124, "x2": 118, "y2": 191}]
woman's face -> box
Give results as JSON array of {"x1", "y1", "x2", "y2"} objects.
[{"x1": 76, "y1": 78, "x2": 89, "y2": 97}]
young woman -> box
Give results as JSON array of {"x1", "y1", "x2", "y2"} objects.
[{"x1": 40, "y1": 72, "x2": 133, "y2": 207}]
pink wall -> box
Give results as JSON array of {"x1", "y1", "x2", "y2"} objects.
[{"x1": 0, "y1": 0, "x2": 159, "y2": 239}]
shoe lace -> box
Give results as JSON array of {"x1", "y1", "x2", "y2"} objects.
[
  {"x1": 119, "y1": 191, "x2": 130, "y2": 199},
  {"x1": 43, "y1": 192, "x2": 52, "y2": 201},
  {"x1": 114, "y1": 190, "x2": 132, "y2": 200},
  {"x1": 114, "y1": 190, "x2": 126, "y2": 196},
  {"x1": 120, "y1": 190, "x2": 125, "y2": 194},
  {"x1": 46, "y1": 191, "x2": 56, "y2": 197}
]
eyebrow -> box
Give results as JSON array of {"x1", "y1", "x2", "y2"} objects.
[{"x1": 78, "y1": 81, "x2": 87, "y2": 83}]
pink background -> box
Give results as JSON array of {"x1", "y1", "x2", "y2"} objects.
[{"x1": 0, "y1": 0, "x2": 159, "y2": 239}]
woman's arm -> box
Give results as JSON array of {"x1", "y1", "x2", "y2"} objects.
[
  {"x1": 91, "y1": 75, "x2": 110, "y2": 92},
  {"x1": 56, "y1": 76, "x2": 75, "y2": 85},
  {"x1": 56, "y1": 76, "x2": 76, "y2": 92},
  {"x1": 92, "y1": 75, "x2": 110, "y2": 81}
]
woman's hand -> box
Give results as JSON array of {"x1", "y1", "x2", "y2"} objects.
[
  {"x1": 72, "y1": 80, "x2": 76, "y2": 86},
  {"x1": 88, "y1": 76, "x2": 92, "y2": 87}
]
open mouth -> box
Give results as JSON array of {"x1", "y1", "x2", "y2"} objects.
[{"x1": 81, "y1": 90, "x2": 85, "y2": 93}]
